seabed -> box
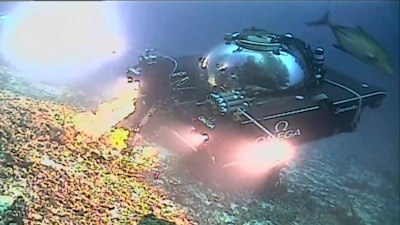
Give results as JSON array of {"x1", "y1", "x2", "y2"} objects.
[{"x1": 0, "y1": 66, "x2": 398, "y2": 225}]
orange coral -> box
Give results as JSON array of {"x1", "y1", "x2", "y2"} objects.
[{"x1": 0, "y1": 89, "x2": 198, "y2": 225}]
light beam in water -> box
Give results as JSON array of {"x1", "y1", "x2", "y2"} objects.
[{"x1": 0, "y1": 2, "x2": 126, "y2": 85}]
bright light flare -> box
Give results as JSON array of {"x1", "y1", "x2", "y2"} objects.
[
  {"x1": 189, "y1": 131, "x2": 209, "y2": 147},
  {"x1": 236, "y1": 138, "x2": 295, "y2": 175},
  {"x1": 0, "y1": 2, "x2": 126, "y2": 84},
  {"x1": 72, "y1": 77, "x2": 139, "y2": 139},
  {"x1": 170, "y1": 127, "x2": 209, "y2": 153},
  {"x1": 103, "y1": 76, "x2": 136, "y2": 100},
  {"x1": 132, "y1": 80, "x2": 141, "y2": 90}
]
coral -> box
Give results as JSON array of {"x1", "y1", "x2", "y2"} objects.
[
  {"x1": 0, "y1": 193, "x2": 26, "y2": 224},
  {"x1": 0, "y1": 79, "x2": 197, "y2": 225},
  {"x1": 107, "y1": 128, "x2": 130, "y2": 151},
  {"x1": 0, "y1": 195, "x2": 14, "y2": 214}
]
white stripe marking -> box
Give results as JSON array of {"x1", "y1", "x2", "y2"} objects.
[
  {"x1": 170, "y1": 128, "x2": 199, "y2": 152},
  {"x1": 324, "y1": 78, "x2": 362, "y2": 127},
  {"x1": 241, "y1": 81, "x2": 386, "y2": 124}
]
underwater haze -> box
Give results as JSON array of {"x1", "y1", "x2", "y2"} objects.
[{"x1": 0, "y1": 1, "x2": 399, "y2": 225}]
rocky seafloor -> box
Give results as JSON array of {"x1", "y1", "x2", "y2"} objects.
[
  {"x1": 0, "y1": 66, "x2": 399, "y2": 225},
  {"x1": 147, "y1": 140, "x2": 399, "y2": 225}
]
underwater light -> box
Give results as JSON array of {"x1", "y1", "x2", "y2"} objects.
[
  {"x1": 236, "y1": 138, "x2": 295, "y2": 175},
  {"x1": 0, "y1": 2, "x2": 126, "y2": 84}
]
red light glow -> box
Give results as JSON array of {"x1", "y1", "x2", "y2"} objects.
[
  {"x1": 188, "y1": 130, "x2": 209, "y2": 147},
  {"x1": 236, "y1": 138, "x2": 295, "y2": 175},
  {"x1": 170, "y1": 127, "x2": 209, "y2": 153}
]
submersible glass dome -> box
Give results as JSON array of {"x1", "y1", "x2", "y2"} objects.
[{"x1": 201, "y1": 28, "x2": 312, "y2": 93}]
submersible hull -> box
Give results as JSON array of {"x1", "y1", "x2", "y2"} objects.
[{"x1": 126, "y1": 28, "x2": 386, "y2": 168}]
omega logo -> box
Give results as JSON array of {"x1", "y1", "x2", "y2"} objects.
[{"x1": 273, "y1": 120, "x2": 301, "y2": 139}]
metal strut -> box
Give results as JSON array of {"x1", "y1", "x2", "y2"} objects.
[{"x1": 237, "y1": 108, "x2": 276, "y2": 139}]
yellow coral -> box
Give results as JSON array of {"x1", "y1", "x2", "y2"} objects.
[
  {"x1": 109, "y1": 128, "x2": 130, "y2": 151},
  {"x1": 0, "y1": 81, "x2": 198, "y2": 224},
  {"x1": 70, "y1": 81, "x2": 138, "y2": 139}
]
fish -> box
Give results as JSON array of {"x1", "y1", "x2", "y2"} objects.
[{"x1": 306, "y1": 10, "x2": 394, "y2": 76}]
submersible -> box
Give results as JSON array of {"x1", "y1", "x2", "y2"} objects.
[{"x1": 125, "y1": 27, "x2": 386, "y2": 170}]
